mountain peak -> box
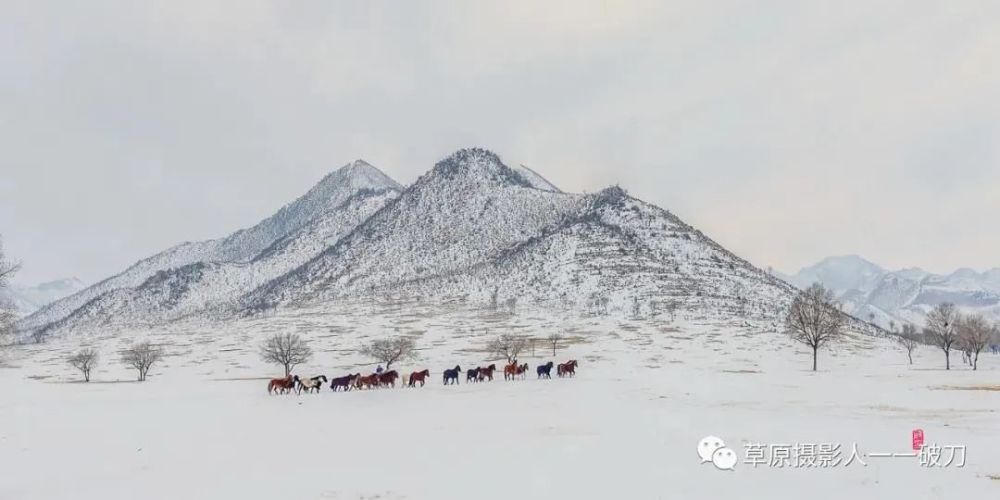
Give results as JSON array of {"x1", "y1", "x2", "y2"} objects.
[
  {"x1": 428, "y1": 148, "x2": 532, "y2": 188},
  {"x1": 328, "y1": 160, "x2": 401, "y2": 191}
]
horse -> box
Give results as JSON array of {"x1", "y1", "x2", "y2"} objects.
[
  {"x1": 503, "y1": 362, "x2": 518, "y2": 381},
  {"x1": 377, "y1": 370, "x2": 399, "y2": 388},
  {"x1": 356, "y1": 374, "x2": 380, "y2": 390},
  {"x1": 329, "y1": 373, "x2": 359, "y2": 392},
  {"x1": 477, "y1": 364, "x2": 497, "y2": 382},
  {"x1": 557, "y1": 360, "x2": 579, "y2": 377},
  {"x1": 296, "y1": 375, "x2": 327, "y2": 394},
  {"x1": 515, "y1": 363, "x2": 530, "y2": 379},
  {"x1": 537, "y1": 361, "x2": 554, "y2": 379},
  {"x1": 409, "y1": 369, "x2": 430, "y2": 387},
  {"x1": 466, "y1": 367, "x2": 481, "y2": 383},
  {"x1": 267, "y1": 374, "x2": 297, "y2": 394},
  {"x1": 443, "y1": 365, "x2": 462, "y2": 385}
]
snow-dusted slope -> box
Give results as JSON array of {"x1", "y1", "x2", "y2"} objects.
[
  {"x1": 0, "y1": 278, "x2": 86, "y2": 316},
  {"x1": 787, "y1": 257, "x2": 1000, "y2": 327},
  {"x1": 37, "y1": 148, "x2": 812, "y2": 334},
  {"x1": 246, "y1": 149, "x2": 795, "y2": 321},
  {"x1": 24, "y1": 161, "x2": 401, "y2": 332},
  {"x1": 245, "y1": 149, "x2": 586, "y2": 309},
  {"x1": 514, "y1": 164, "x2": 562, "y2": 192}
]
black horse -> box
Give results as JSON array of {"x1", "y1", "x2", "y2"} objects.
[
  {"x1": 443, "y1": 365, "x2": 462, "y2": 385},
  {"x1": 466, "y1": 367, "x2": 481, "y2": 383},
  {"x1": 329, "y1": 373, "x2": 359, "y2": 392},
  {"x1": 536, "y1": 361, "x2": 554, "y2": 379}
]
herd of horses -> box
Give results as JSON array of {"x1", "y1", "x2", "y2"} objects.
[{"x1": 267, "y1": 360, "x2": 579, "y2": 395}]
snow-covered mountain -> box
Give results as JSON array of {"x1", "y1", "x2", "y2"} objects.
[
  {"x1": 0, "y1": 278, "x2": 87, "y2": 316},
  {"x1": 245, "y1": 149, "x2": 795, "y2": 321},
  {"x1": 23, "y1": 160, "x2": 401, "y2": 332},
  {"x1": 31, "y1": 148, "x2": 804, "y2": 336},
  {"x1": 784, "y1": 256, "x2": 1000, "y2": 328}
]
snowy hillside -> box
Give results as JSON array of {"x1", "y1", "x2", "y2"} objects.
[
  {"x1": 246, "y1": 149, "x2": 795, "y2": 322},
  {"x1": 23, "y1": 161, "x2": 401, "y2": 333},
  {"x1": 785, "y1": 256, "x2": 1000, "y2": 328},
  {"x1": 34, "y1": 149, "x2": 819, "y2": 336},
  {"x1": 0, "y1": 278, "x2": 86, "y2": 316}
]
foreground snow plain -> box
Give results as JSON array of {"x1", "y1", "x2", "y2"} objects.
[{"x1": 3, "y1": 302, "x2": 999, "y2": 499}]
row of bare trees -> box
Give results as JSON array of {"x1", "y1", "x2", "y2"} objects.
[
  {"x1": 786, "y1": 283, "x2": 998, "y2": 371},
  {"x1": 258, "y1": 331, "x2": 570, "y2": 376},
  {"x1": 922, "y1": 303, "x2": 996, "y2": 370},
  {"x1": 66, "y1": 342, "x2": 164, "y2": 382},
  {"x1": 258, "y1": 333, "x2": 422, "y2": 376}
]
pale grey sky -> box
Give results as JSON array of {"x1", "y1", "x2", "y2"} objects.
[{"x1": 2, "y1": 1, "x2": 998, "y2": 285}]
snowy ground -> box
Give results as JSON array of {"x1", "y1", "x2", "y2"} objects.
[{"x1": 2, "y1": 302, "x2": 999, "y2": 499}]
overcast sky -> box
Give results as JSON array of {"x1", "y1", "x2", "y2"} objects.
[{"x1": 2, "y1": 1, "x2": 998, "y2": 285}]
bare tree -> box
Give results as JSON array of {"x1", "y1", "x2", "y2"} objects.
[
  {"x1": 121, "y1": 341, "x2": 163, "y2": 381},
  {"x1": 665, "y1": 300, "x2": 680, "y2": 322},
  {"x1": 488, "y1": 334, "x2": 528, "y2": 363},
  {"x1": 0, "y1": 236, "x2": 19, "y2": 288},
  {"x1": 924, "y1": 303, "x2": 960, "y2": 370},
  {"x1": 894, "y1": 323, "x2": 920, "y2": 365},
  {"x1": 359, "y1": 336, "x2": 417, "y2": 370},
  {"x1": 68, "y1": 348, "x2": 99, "y2": 382},
  {"x1": 0, "y1": 307, "x2": 15, "y2": 346},
  {"x1": 957, "y1": 314, "x2": 991, "y2": 371},
  {"x1": 547, "y1": 333, "x2": 562, "y2": 356},
  {"x1": 259, "y1": 333, "x2": 311, "y2": 376},
  {"x1": 0, "y1": 236, "x2": 20, "y2": 346},
  {"x1": 785, "y1": 283, "x2": 845, "y2": 371}
]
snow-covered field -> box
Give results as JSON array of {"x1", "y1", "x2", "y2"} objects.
[{"x1": 3, "y1": 303, "x2": 998, "y2": 499}]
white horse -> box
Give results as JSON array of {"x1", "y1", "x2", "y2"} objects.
[{"x1": 296, "y1": 375, "x2": 327, "y2": 394}]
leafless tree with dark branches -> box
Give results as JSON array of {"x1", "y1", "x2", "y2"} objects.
[
  {"x1": 924, "y1": 303, "x2": 960, "y2": 370},
  {"x1": 547, "y1": 333, "x2": 562, "y2": 357},
  {"x1": 785, "y1": 283, "x2": 845, "y2": 371},
  {"x1": 69, "y1": 348, "x2": 99, "y2": 382},
  {"x1": 121, "y1": 341, "x2": 163, "y2": 382},
  {"x1": 957, "y1": 314, "x2": 991, "y2": 371},
  {"x1": 0, "y1": 236, "x2": 21, "y2": 346},
  {"x1": 894, "y1": 323, "x2": 920, "y2": 365},
  {"x1": 359, "y1": 336, "x2": 417, "y2": 370},
  {"x1": 488, "y1": 334, "x2": 528, "y2": 363},
  {"x1": 259, "y1": 333, "x2": 312, "y2": 376}
]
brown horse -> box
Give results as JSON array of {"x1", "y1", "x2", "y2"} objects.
[
  {"x1": 356, "y1": 374, "x2": 380, "y2": 390},
  {"x1": 377, "y1": 370, "x2": 399, "y2": 388},
  {"x1": 408, "y1": 369, "x2": 430, "y2": 387},
  {"x1": 557, "y1": 360, "x2": 578, "y2": 377},
  {"x1": 503, "y1": 362, "x2": 518, "y2": 381},
  {"x1": 478, "y1": 364, "x2": 497, "y2": 382},
  {"x1": 514, "y1": 363, "x2": 530, "y2": 379},
  {"x1": 267, "y1": 375, "x2": 297, "y2": 395}
]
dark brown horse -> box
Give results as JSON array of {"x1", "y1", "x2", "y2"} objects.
[
  {"x1": 356, "y1": 374, "x2": 380, "y2": 390},
  {"x1": 267, "y1": 375, "x2": 297, "y2": 395},
  {"x1": 514, "y1": 363, "x2": 529, "y2": 379},
  {"x1": 377, "y1": 370, "x2": 399, "y2": 388},
  {"x1": 477, "y1": 364, "x2": 497, "y2": 382},
  {"x1": 408, "y1": 369, "x2": 430, "y2": 387},
  {"x1": 557, "y1": 360, "x2": 578, "y2": 377}
]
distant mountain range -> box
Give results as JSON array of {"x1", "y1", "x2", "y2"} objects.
[
  {"x1": 25, "y1": 148, "x2": 808, "y2": 337},
  {"x1": 1, "y1": 278, "x2": 87, "y2": 316},
  {"x1": 778, "y1": 255, "x2": 1000, "y2": 328}
]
